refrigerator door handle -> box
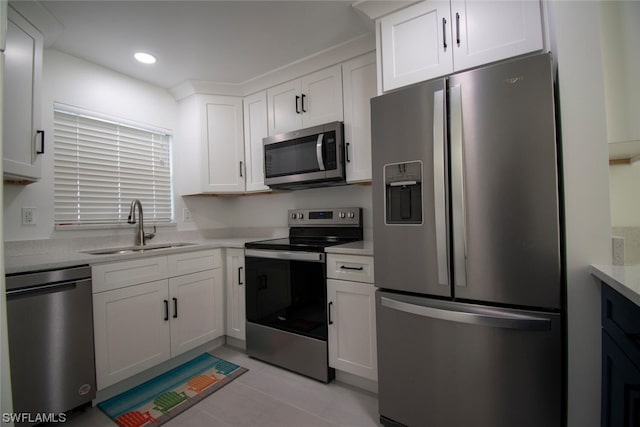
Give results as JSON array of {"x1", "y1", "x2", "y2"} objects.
[
  {"x1": 433, "y1": 89, "x2": 449, "y2": 287},
  {"x1": 449, "y1": 84, "x2": 467, "y2": 289},
  {"x1": 380, "y1": 297, "x2": 551, "y2": 331}
]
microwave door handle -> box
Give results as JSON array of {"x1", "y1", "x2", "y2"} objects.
[{"x1": 316, "y1": 133, "x2": 325, "y2": 171}]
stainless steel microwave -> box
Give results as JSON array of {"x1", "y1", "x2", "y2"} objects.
[{"x1": 263, "y1": 121, "x2": 345, "y2": 189}]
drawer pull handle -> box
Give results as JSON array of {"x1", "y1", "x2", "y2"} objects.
[{"x1": 340, "y1": 265, "x2": 364, "y2": 271}]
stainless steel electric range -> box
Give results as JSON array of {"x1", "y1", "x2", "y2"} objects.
[{"x1": 244, "y1": 207, "x2": 363, "y2": 383}]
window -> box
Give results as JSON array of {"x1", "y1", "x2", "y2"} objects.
[{"x1": 53, "y1": 106, "x2": 173, "y2": 227}]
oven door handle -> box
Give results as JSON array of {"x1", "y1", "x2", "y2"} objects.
[{"x1": 245, "y1": 249, "x2": 325, "y2": 263}]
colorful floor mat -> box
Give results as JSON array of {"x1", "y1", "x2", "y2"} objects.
[{"x1": 98, "y1": 352, "x2": 248, "y2": 427}]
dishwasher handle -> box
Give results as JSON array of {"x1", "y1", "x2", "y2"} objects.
[{"x1": 6, "y1": 278, "x2": 90, "y2": 297}]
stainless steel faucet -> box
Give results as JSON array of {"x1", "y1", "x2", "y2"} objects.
[{"x1": 127, "y1": 199, "x2": 156, "y2": 246}]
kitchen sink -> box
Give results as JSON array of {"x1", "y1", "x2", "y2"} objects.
[{"x1": 81, "y1": 242, "x2": 198, "y2": 255}]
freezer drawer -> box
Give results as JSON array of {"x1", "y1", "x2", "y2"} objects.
[{"x1": 376, "y1": 290, "x2": 563, "y2": 427}]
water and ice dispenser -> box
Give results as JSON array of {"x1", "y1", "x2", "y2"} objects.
[{"x1": 384, "y1": 161, "x2": 423, "y2": 224}]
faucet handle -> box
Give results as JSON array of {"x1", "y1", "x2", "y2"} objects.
[{"x1": 145, "y1": 225, "x2": 157, "y2": 241}]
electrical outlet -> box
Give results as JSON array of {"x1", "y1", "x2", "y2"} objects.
[
  {"x1": 22, "y1": 207, "x2": 36, "y2": 225},
  {"x1": 183, "y1": 208, "x2": 192, "y2": 222}
]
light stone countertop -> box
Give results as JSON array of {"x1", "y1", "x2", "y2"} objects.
[
  {"x1": 4, "y1": 231, "x2": 373, "y2": 274},
  {"x1": 4, "y1": 236, "x2": 262, "y2": 275},
  {"x1": 591, "y1": 264, "x2": 640, "y2": 307},
  {"x1": 325, "y1": 240, "x2": 374, "y2": 256}
]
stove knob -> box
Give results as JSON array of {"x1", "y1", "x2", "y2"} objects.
[
  {"x1": 338, "y1": 212, "x2": 346, "y2": 219},
  {"x1": 347, "y1": 211, "x2": 355, "y2": 219},
  {"x1": 298, "y1": 213, "x2": 304, "y2": 219},
  {"x1": 291, "y1": 213, "x2": 297, "y2": 220}
]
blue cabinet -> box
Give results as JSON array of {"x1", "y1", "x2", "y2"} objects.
[{"x1": 601, "y1": 284, "x2": 640, "y2": 427}]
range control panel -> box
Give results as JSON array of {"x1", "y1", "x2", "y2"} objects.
[{"x1": 288, "y1": 207, "x2": 362, "y2": 227}]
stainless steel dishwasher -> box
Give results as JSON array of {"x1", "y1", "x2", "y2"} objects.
[{"x1": 6, "y1": 266, "x2": 96, "y2": 423}]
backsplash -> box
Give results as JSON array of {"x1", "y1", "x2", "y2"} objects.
[{"x1": 612, "y1": 227, "x2": 640, "y2": 265}]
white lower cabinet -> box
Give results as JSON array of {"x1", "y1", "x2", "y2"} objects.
[
  {"x1": 169, "y1": 269, "x2": 224, "y2": 355},
  {"x1": 326, "y1": 253, "x2": 377, "y2": 381},
  {"x1": 225, "y1": 249, "x2": 246, "y2": 341},
  {"x1": 327, "y1": 279, "x2": 377, "y2": 381},
  {"x1": 92, "y1": 249, "x2": 223, "y2": 390},
  {"x1": 93, "y1": 279, "x2": 171, "y2": 390}
]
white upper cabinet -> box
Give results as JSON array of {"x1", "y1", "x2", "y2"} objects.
[
  {"x1": 200, "y1": 95, "x2": 246, "y2": 193},
  {"x1": 379, "y1": 1, "x2": 453, "y2": 92},
  {"x1": 267, "y1": 79, "x2": 301, "y2": 136},
  {"x1": 342, "y1": 53, "x2": 377, "y2": 183},
  {"x1": 450, "y1": 0, "x2": 543, "y2": 72},
  {"x1": 601, "y1": 0, "x2": 640, "y2": 147},
  {"x1": 3, "y1": 6, "x2": 44, "y2": 182},
  {"x1": 242, "y1": 91, "x2": 270, "y2": 192},
  {"x1": 378, "y1": 0, "x2": 543, "y2": 92},
  {"x1": 300, "y1": 65, "x2": 344, "y2": 128},
  {"x1": 267, "y1": 65, "x2": 343, "y2": 135}
]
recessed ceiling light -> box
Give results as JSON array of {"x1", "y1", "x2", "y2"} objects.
[{"x1": 134, "y1": 52, "x2": 157, "y2": 64}]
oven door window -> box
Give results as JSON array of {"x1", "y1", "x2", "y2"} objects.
[
  {"x1": 245, "y1": 256, "x2": 327, "y2": 340},
  {"x1": 264, "y1": 131, "x2": 337, "y2": 178}
]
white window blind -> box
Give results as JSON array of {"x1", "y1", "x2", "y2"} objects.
[{"x1": 54, "y1": 107, "x2": 173, "y2": 226}]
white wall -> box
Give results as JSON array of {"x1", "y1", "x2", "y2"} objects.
[
  {"x1": 183, "y1": 184, "x2": 373, "y2": 238},
  {"x1": 3, "y1": 49, "x2": 178, "y2": 241},
  {"x1": 609, "y1": 162, "x2": 640, "y2": 227},
  {"x1": 1, "y1": 3, "x2": 14, "y2": 417},
  {"x1": 548, "y1": 2, "x2": 612, "y2": 426}
]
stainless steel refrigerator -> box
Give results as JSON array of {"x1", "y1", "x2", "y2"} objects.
[{"x1": 372, "y1": 53, "x2": 564, "y2": 427}]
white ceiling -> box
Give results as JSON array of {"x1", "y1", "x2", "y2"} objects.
[{"x1": 29, "y1": 0, "x2": 373, "y2": 89}]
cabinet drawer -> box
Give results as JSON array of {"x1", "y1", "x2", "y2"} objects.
[
  {"x1": 92, "y1": 256, "x2": 168, "y2": 293},
  {"x1": 168, "y1": 249, "x2": 222, "y2": 277},
  {"x1": 326, "y1": 254, "x2": 374, "y2": 284},
  {"x1": 602, "y1": 283, "x2": 640, "y2": 365}
]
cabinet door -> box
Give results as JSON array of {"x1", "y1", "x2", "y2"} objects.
[
  {"x1": 601, "y1": 1, "x2": 640, "y2": 145},
  {"x1": 327, "y1": 279, "x2": 377, "y2": 380},
  {"x1": 93, "y1": 280, "x2": 171, "y2": 390},
  {"x1": 201, "y1": 95, "x2": 246, "y2": 192},
  {"x1": 450, "y1": 0, "x2": 543, "y2": 72},
  {"x1": 379, "y1": 1, "x2": 453, "y2": 91},
  {"x1": 267, "y1": 79, "x2": 302, "y2": 135},
  {"x1": 342, "y1": 54, "x2": 376, "y2": 183},
  {"x1": 602, "y1": 331, "x2": 640, "y2": 427},
  {"x1": 3, "y1": 7, "x2": 44, "y2": 182},
  {"x1": 225, "y1": 248, "x2": 246, "y2": 341},
  {"x1": 169, "y1": 269, "x2": 224, "y2": 356},
  {"x1": 243, "y1": 91, "x2": 270, "y2": 192},
  {"x1": 300, "y1": 65, "x2": 344, "y2": 128}
]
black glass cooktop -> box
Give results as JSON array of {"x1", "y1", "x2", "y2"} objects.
[{"x1": 245, "y1": 236, "x2": 358, "y2": 252}]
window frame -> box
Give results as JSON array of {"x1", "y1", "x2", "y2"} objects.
[{"x1": 53, "y1": 103, "x2": 175, "y2": 229}]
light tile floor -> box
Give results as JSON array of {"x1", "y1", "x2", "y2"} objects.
[{"x1": 63, "y1": 345, "x2": 381, "y2": 427}]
